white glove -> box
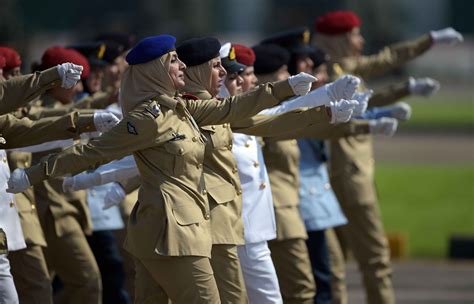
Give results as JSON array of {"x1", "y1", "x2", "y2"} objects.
[
  {"x1": 93, "y1": 112, "x2": 120, "y2": 133},
  {"x1": 389, "y1": 102, "x2": 412, "y2": 121},
  {"x1": 329, "y1": 99, "x2": 358, "y2": 124},
  {"x1": 103, "y1": 183, "x2": 126, "y2": 210},
  {"x1": 430, "y1": 27, "x2": 463, "y2": 45},
  {"x1": 352, "y1": 90, "x2": 373, "y2": 116},
  {"x1": 6, "y1": 168, "x2": 31, "y2": 193},
  {"x1": 57, "y1": 63, "x2": 83, "y2": 89},
  {"x1": 62, "y1": 172, "x2": 101, "y2": 192},
  {"x1": 325, "y1": 75, "x2": 361, "y2": 101},
  {"x1": 369, "y1": 117, "x2": 399, "y2": 136},
  {"x1": 408, "y1": 77, "x2": 440, "y2": 97},
  {"x1": 288, "y1": 72, "x2": 318, "y2": 96}
]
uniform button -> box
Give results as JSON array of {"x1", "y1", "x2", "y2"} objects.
[
  {"x1": 192, "y1": 137, "x2": 198, "y2": 142},
  {"x1": 179, "y1": 148, "x2": 184, "y2": 155},
  {"x1": 202, "y1": 189, "x2": 207, "y2": 195},
  {"x1": 2, "y1": 157, "x2": 7, "y2": 163},
  {"x1": 232, "y1": 167, "x2": 238, "y2": 173},
  {"x1": 181, "y1": 116, "x2": 186, "y2": 121},
  {"x1": 227, "y1": 144, "x2": 233, "y2": 150},
  {"x1": 316, "y1": 107, "x2": 321, "y2": 112},
  {"x1": 259, "y1": 182, "x2": 266, "y2": 190},
  {"x1": 24, "y1": 161, "x2": 29, "y2": 167},
  {"x1": 309, "y1": 188, "x2": 317, "y2": 195},
  {"x1": 236, "y1": 189, "x2": 242, "y2": 195},
  {"x1": 223, "y1": 123, "x2": 228, "y2": 128},
  {"x1": 204, "y1": 213, "x2": 210, "y2": 220},
  {"x1": 196, "y1": 163, "x2": 202, "y2": 169},
  {"x1": 9, "y1": 201, "x2": 14, "y2": 208},
  {"x1": 324, "y1": 183, "x2": 331, "y2": 190},
  {"x1": 245, "y1": 142, "x2": 250, "y2": 148},
  {"x1": 253, "y1": 161, "x2": 259, "y2": 168},
  {"x1": 31, "y1": 204, "x2": 36, "y2": 210},
  {"x1": 211, "y1": 126, "x2": 216, "y2": 130}
]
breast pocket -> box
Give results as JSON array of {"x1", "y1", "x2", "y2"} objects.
[
  {"x1": 203, "y1": 126, "x2": 231, "y2": 150},
  {"x1": 163, "y1": 140, "x2": 194, "y2": 176}
]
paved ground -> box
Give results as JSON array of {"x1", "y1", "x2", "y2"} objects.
[
  {"x1": 373, "y1": 133, "x2": 474, "y2": 164},
  {"x1": 346, "y1": 260, "x2": 474, "y2": 304}
]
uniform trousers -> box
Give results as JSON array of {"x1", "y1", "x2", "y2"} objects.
[
  {"x1": 133, "y1": 255, "x2": 220, "y2": 304},
  {"x1": 269, "y1": 238, "x2": 315, "y2": 304},
  {"x1": 0, "y1": 253, "x2": 19, "y2": 304},
  {"x1": 210, "y1": 244, "x2": 248, "y2": 303},
  {"x1": 9, "y1": 245, "x2": 53, "y2": 304},
  {"x1": 42, "y1": 211, "x2": 102, "y2": 304},
  {"x1": 325, "y1": 228, "x2": 347, "y2": 304},
  {"x1": 87, "y1": 230, "x2": 130, "y2": 304},
  {"x1": 331, "y1": 175, "x2": 394, "y2": 304},
  {"x1": 237, "y1": 241, "x2": 282, "y2": 304},
  {"x1": 306, "y1": 230, "x2": 332, "y2": 304}
]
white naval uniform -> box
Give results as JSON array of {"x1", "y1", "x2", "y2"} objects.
[
  {"x1": 232, "y1": 134, "x2": 281, "y2": 304},
  {"x1": 0, "y1": 149, "x2": 25, "y2": 304}
]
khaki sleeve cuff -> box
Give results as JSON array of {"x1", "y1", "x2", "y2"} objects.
[
  {"x1": 272, "y1": 80, "x2": 295, "y2": 102},
  {"x1": 38, "y1": 67, "x2": 61, "y2": 88}
]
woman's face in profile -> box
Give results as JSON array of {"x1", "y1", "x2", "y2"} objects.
[
  {"x1": 225, "y1": 72, "x2": 244, "y2": 96},
  {"x1": 209, "y1": 57, "x2": 227, "y2": 97},
  {"x1": 168, "y1": 52, "x2": 187, "y2": 90}
]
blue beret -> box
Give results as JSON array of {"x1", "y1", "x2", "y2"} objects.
[
  {"x1": 177, "y1": 37, "x2": 221, "y2": 67},
  {"x1": 126, "y1": 35, "x2": 176, "y2": 65}
]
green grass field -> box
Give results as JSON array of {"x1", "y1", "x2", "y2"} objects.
[
  {"x1": 398, "y1": 96, "x2": 474, "y2": 132},
  {"x1": 376, "y1": 163, "x2": 474, "y2": 258}
]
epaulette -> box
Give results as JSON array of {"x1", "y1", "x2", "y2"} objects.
[
  {"x1": 182, "y1": 93, "x2": 199, "y2": 100},
  {"x1": 143, "y1": 100, "x2": 161, "y2": 118}
]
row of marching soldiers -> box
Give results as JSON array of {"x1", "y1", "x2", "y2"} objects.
[{"x1": 0, "y1": 10, "x2": 463, "y2": 304}]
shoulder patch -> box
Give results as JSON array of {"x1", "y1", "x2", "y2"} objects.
[
  {"x1": 144, "y1": 101, "x2": 161, "y2": 118},
  {"x1": 127, "y1": 122, "x2": 138, "y2": 135},
  {"x1": 182, "y1": 93, "x2": 199, "y2": 100}
]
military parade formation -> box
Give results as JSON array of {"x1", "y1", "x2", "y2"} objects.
[{"x1": 0, "y1": 9, "x2": 464, "y2": 304}]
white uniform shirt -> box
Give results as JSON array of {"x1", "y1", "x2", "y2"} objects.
[
  {"x1": 232, "y1": 134, "x2": 276, "y2": 244},
  {"x1": 0, "y1": 150, "x2": 26, "y2": 251}
]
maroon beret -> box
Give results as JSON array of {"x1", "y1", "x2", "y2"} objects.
[
  {"x1": 0, "y1": 55, "x2": 5, "y2": 69},
  {"x1": 234, "y1": 44, "x2": 256, "y2": 66},
  {"x1": 315, "y1": 11, "x2": 361, "y2": 36},
  {"x1": 39, "y1": 46, "x2": 90, "y2": 79},
  {"x1": 0, "y1": 47, "x2": 21, "y2": 69}
]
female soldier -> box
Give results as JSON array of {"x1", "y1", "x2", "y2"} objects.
[{"x1": 6, "y1": 34, "x2": 316, "y2": 304}]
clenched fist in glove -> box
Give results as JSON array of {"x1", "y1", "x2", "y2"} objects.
[
  {"x1": 388, "y1": 102, "x2": 412, "y2": 121},
  {"x1": 93, "y1": 112, "x2": 120, "y2": 133},
  {"x1": 288, "y1": 72, "x2": 318, "y2": 96},
  {"x1": 329, "y1": 99, "x2": 359, "y2": 124},
  {"x1": 6, "y1": 168, "x2": 30, "y2": 193},
  {"x1": 369, "y1": 117, "x2": 399, "y2": 136},
  {"x1": 103, "y1": 183, "x2": 126, "y2": 210},
  {"x1": 430, "y1": 27, "x2": 463, "y2": 45},
  {"x1": 63, "y1": 172, "x2": 101, "y2": 192},
  {"x1": 352, "y1": 90, "x2": 373, "y2": 116},
  {"x1": 408, "y1": 77, "x2": 440, "y2": 97},
  {"x1": 57, "y1": 63, "x2": 83, "y2": 89},
  {"x1": 326, "y1": 75, "x2": 361, "y2": 101}
]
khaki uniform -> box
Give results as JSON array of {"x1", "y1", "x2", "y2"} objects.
[
  {"x1": 263, "y1": 139, "x2": 315, "y2": 304},
  {"x1": 328, "y1": 34, "x2": 433, "y2": 304},
  {"x1": 1, "y1": 112, "x2": 96, "y2": 304},
  {"x1": 0, "y1": 67, "x2": 60, "y2": 115},
  {"x1": 25, "y1": 80, "x2": 294, "y2": 304}
]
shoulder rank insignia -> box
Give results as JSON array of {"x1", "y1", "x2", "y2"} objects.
[
  {"x1": 145, "y1": 101, "x2": 161, "y2": 118},
  {"x1": 127, "y1": 122, "x2": 138, "y2": 135}
]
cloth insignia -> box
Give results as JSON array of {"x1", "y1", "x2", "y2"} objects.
[
  {"x1": 127, "y1": 122, "x2": 138, "y2": 135},
  {"x1": 0, "y1": 136, "x2": 6, "y2": 145}
]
